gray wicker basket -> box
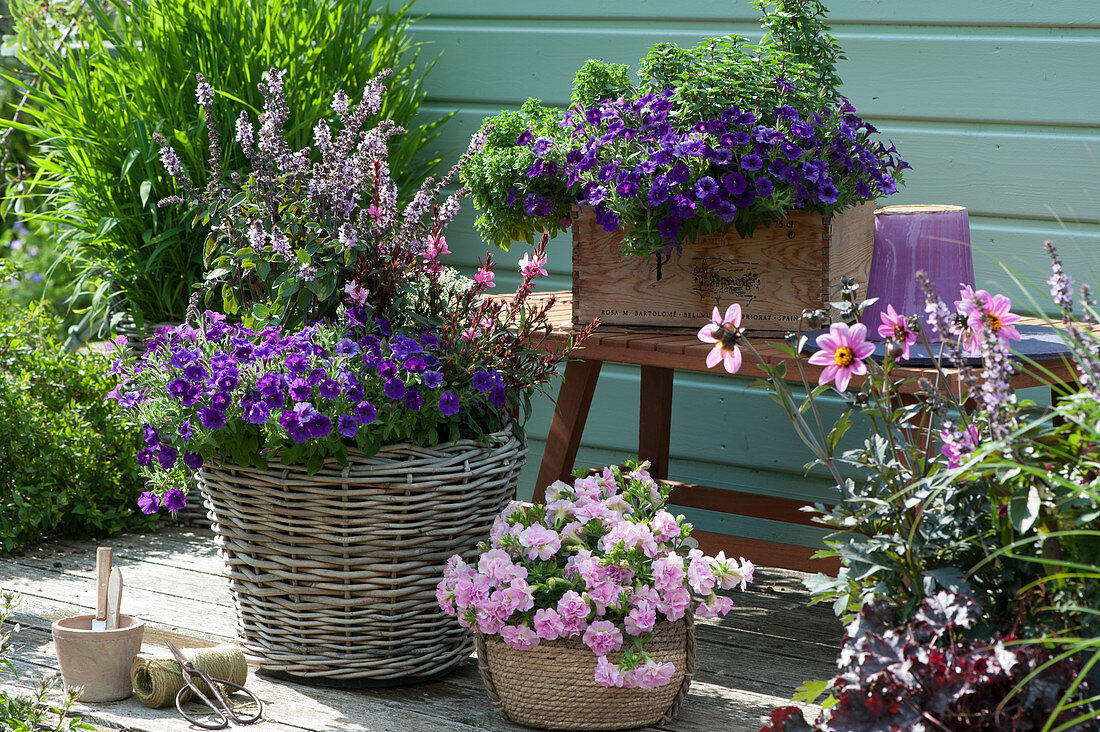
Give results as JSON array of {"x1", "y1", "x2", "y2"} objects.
[{"x1": 196, "y1": 426, "x2": 526, "y2": 686}]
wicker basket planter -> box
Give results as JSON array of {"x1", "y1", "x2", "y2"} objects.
[
  {"x1": 476, "y1": 616, "x2": 695, "y2": 730},
  {"x1": 196, "y1": 426, "x2": 527, "y2": 686}
]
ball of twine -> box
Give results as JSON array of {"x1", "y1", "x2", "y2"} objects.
[{"x1": 130, "y1": 643, "x2": 248, "y2": 709}]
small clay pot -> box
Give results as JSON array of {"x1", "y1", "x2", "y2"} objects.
[{"x1": 52, "y1": 614, "x2": 145, "y2": 702}]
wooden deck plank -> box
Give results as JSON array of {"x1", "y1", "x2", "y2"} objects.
[{"x1": 1, "y1": 528, "x2": 837, "y2": 732}]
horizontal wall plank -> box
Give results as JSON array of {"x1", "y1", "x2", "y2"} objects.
[
  {"x1": 413, "y1": 0, "x2": 1100, "y2": 27},
  {"x1": 412, "y1": 22, "x2": 1100, "y2": 126}
]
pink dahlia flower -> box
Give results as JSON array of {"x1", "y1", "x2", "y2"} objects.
[
  {"x1": 964, "y1": 293, "x2": 1022, "y2": 356},
  {"x1": 808, "y1": 322, "x2": 875, "y2": 392},
  {"x1": 877, "y1": 304, "x2": 917, "y2": 360},
  {"x1": 697, "y1": 303, "x2": 744, "y2": 374}
]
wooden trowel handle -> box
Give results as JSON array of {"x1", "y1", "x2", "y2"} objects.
[{"x1": 95, "y1": 547, "x2": 112, "y2": 622}]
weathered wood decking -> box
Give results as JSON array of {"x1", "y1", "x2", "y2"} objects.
[{"x1": 0, "y1": 527, "x2": 841, "y2": 731}]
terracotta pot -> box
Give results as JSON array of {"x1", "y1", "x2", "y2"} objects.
[{"x1": 52, "y1": 614, "x2": 144, "y2": 702}]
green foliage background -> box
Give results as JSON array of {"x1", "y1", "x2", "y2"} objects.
[
  {"x1": 5, "y1": 0, "x2": 448, "y2": 334},
  {"x1": 0, "y1": 263, "x2": 153, "y2": 555}
]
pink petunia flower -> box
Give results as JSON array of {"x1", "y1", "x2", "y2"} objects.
[
  {"x1": 501, "y1": 624, "x2": 540, "y2": 650},
  {"x1": 807, "y1": 322, "x2": 875, "y2": 392},
  {"x1": 582, "y1": 620, "x2": 624, "y2": 655},
  {"x1": 964, "y1": 293, "x2": 1022, "y2": 356},
  {"x1": 624, "y1": 605, "x2": 656, "y2": 635},
  {"x1": 594, "y1": 656, "x2": 625, "y2": 688},
  {"x1": 649, "y1": 509, "x2": 680, "y2": 542},
  {"x1": 686, "y1": 549, "x2": 717, "y2": 594},
  {"x1": 519, "y1": 523, "x2": 561, "y2": 562},
  {"x1": 877, "y1": 304, "x2": 917, "y2": 360},
  {"x1": 658, "y1": 586, "x2": 692, "y2": 621},
  {"x1": 557, "y1": 590, "x2": 590, "y2": 635},
  {"x1": 651, "y1": 555, "x2": 686, "y2": 593},
  {"x1": 697, "y1": 303, "x2": 744, "y2": 374},
  {"x1": 632, "y1": 661, "x2": 676, "y2": 689},
  {"x1": 533, "y1": 608, "x2": 565, "y2": 641}
]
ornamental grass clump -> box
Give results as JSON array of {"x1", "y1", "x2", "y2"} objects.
[
  {"x1": 113, "y1": 70, "x2": 591, "y2": 512},
  {"x1": 436, "y1": 463, "x2": 754, "y2": 688},
  {"x1": 462, "y1": 0, "x2": 908, "y2": 258}
]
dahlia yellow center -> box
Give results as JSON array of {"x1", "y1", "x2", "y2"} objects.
[
  {"x1": 893, "y1": 324, "x2": 907, "y2": 339},
  {"x1": 833, "y1": 346, "x2": 855, "y2": 367},
  {"x1": 984, "y1": 313, "x2": 1003, "y2": 332}
]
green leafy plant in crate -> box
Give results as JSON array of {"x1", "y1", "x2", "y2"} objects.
[{"x1": 4, "y1": 0, "x2": 448, "y2": 338}]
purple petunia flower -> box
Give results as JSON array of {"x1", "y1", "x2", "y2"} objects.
[
  {"x1": 615, "y1": 181, "x2": 638, "y2": 198},
  {"x1": 336, "y1": 338, "x2": 360, "y2": 357},
  {"x1": 319, "y1": 379, "x2": 340, "y2": 399},
  {"x1": 241, "y1": 396, "x2": 270, "y2": 425},
  {"x1": 183, "y1": 451, "x2": 203, "y2": 470},
  {"x1": 472, "y1": 370, "x2": 493, "y2": 393},
  {"x1": 816, "y1": 180, "x2": 840, "y2": 204},
  {"x1": 740, "y1": 154, "x2": 763, "y2": 172},
  {"x1": 284, "y1": 352, "x2": 310, "y2": 373},
  {"x1": 756, "y1": 177, "x2": 774, "y2": 197},
  {"x1": 646, "y1": 184, "x2": 670, "y2": 206},
  {"x1": 163, "y1": 489, "x2": 187, "y2": 512},
  {"x1": 439, "y1": 391, "x2": 460, "y2": 416},
  {"x1": 516, "y1": 129, "x2": 533, "y2": 146},
  {"x1": 179, "y1": 420, "x2": 192, "y2": 442},
  {"x1": 658, "y1": 217, "x2": 681, "y2": 240},
  {"x1": 138, "y1": 492, "x2": 161, "y2": 515},
  {"x1": 404, "y1": 356, "x2": 426, "y2": 374},
  {"x1": 489, "y1": 384, "x2": 507, "y2": 408},
  {"x1": 790, "y1": 120, "x2": 814, "y2": 139},
  {"x1": 183, "y1": 363, "x2": 209, "y2": 382},
  {"x1": 156, "y1": 444, "x2": 178, "y2": 469},
  {"x1": 344, "y1": 380, "x2": 364, "y2": 402},
  {"x1": 597, "y1": 164, "x2": 617, "y2": 182},
  {"x1": 423, "y1": 370, "x2": 444, "y2": 389},
  {"x1": 170, "y1": 349, "x2": 199, "y2": 369},
  {"x1": 716, "y1": 200, "x2": 738, "y2": 222},
  {"x1": 215, "y1": 367, "x2": 240, "y2": 391},
  {"x1": 197, "y1": 407, "x2": 226, "y2": 430},
  {"x1": 383, "y1": 377, "x2": 406, "y2": 400},
  {"x1": 142, "y1": 425, "x2": 160, "y2": 447},
  {"x1": 723, "y1": 172, "x2": 748, "y2": 195},
  {"x1": 211, "y1": 391, "x2": 231, "y2": 411},
  {"x1": 355, "y1": 401, "x2": 378, "y2": 424},
  {"x1": 672, "y1": 195, "x2": 696, "y2": 220},
  {"x1": 405, "y1": 388, "x2": 423, "y2": 411},
  {"x1": 667, "y1": 162, "x2": 690, "y2": 185},
  {"x1": 585, "y1": 183, "x2": 607, "y2": 206},
  {"x1": 306, "y1": 368, "x2": 327, "y2": 386},
  {"x1": 532, "y1": 137, "x2": 553, "y2": 157},
  {"x1": 693, "y1": 176, "x2": 718, "y2": 199},
  {"x1": 289, "y1": 378, "x2": 312, "y2": 402},
  {"x1": 137, "y1": 448, "x2": 155, "y2": 467},
  {"x1": 337, "y1": 414, "x2": 359, "y2": 438}
]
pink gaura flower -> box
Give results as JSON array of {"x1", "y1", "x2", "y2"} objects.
[
  {"x1": 582, "y1": 620, "x2": 624, "y2": 655},
  {"x1": 807, "y1": 322, "x2": 875, "y2": 392},
  {"x1": 501, "y1": 624, "x2": 540, "y2": 650},
  {"x1": 697, "y1": 303, "x2": 744, "y2": 374},
  {"x1": 877, "y1": 304, "x2": 917, "y2": 360},
  {"x1": 368, "y1": 202, "x2": 386, "y2": 225},
  {"x1": 343, "y1": 281, "x2": 370, "y2": 306},
  {"x1": 632, "y1": 661, "x2": 675, "y2": 689},
  {"x1": 533, "y1": 608, "x2": 565, "y2": 641},
  {"x1": 594, "y1": 656, "x2": 625, "y2": 688},
  {"x1": 964, "y1": 293, "x2": 1022, "y2": 356},
  {"x1": 518, "y1": 251, "x2": 548, "y2": 278},
  {"x1": 624, "y1": 605, "x2": 656, "y2": 635},
  {"x1": 473, "y1": 265, "x2": 495, "y2": 289}
]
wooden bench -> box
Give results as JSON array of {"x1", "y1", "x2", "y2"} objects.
[{"x1": 525, "y1": 291, "x2": 1077, "y2": 573}]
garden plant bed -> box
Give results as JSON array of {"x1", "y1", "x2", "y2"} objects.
[{"x1": 0, "y1": 527, "x2": 839, "y2": 731}]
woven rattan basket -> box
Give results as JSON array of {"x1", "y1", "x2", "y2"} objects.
[
  {"x1": 476, "y1": 615, "x2": 695, "y2": 730},
  {"x1": 197, "y1": 426, "x2": 526, "y2": 685}
]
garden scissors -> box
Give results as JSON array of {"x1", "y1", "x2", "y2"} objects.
[{"x1": 165, "y1": 641, "x2": 263, "y2": 729}]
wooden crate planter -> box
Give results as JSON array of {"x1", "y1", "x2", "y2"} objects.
[{"x1": 571, "y1": 200, "x2": 876, "y2": 332}]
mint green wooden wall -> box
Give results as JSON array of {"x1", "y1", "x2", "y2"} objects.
[{"x1": 408, "y1": 1, "x2": 1100, "y2": 547}]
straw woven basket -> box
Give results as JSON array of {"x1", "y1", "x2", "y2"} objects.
[
  {"x1": 476, "y1": 615, "x2": 694, "y2": 730},
  {"x1": 196, "y1": 425, "x2": 526, "y2": 685}
]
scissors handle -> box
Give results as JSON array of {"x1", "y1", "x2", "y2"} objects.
[{"x1": 174, "y1": 675, "x2": 263, "y2": 728}]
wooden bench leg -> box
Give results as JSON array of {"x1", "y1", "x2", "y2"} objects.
[
  {"x1": 534, "y1": 359, "x2": 602, "y2": 501},
  {"x1": 638, "y1": 365, "x2": 673, "y2": 480}
]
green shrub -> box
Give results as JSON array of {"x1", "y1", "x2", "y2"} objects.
[
  {"x1": 0, "y1": 262, "x2": 153, "y2": 555},
  {"x1": 6, "y1": 0, "x2": 448, "y2": 333}
]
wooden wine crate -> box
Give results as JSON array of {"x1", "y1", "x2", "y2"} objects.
[{"x1": 571, "y1": 200, "x2": 876, "y2": 332}]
